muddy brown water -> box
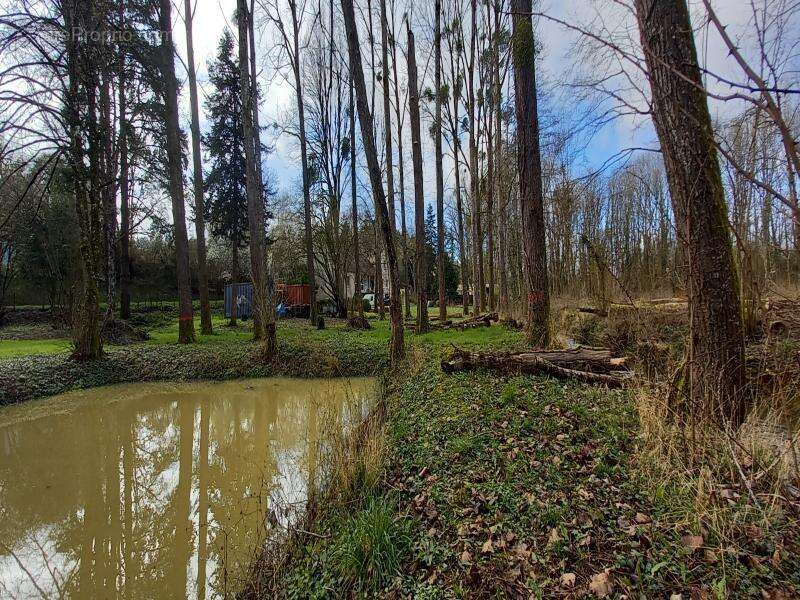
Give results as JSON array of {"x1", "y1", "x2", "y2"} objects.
[{"x1": 0, "y1": 377, "x2": 377, "y2": 599}]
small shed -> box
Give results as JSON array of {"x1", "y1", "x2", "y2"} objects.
[{"x1": 224, "y1": 283, "x2": 253, "y2": 319}]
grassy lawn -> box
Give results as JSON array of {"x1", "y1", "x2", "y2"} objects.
[
  {"x1": 0, "y1": 306, "x2": 500, "y2": 359},
  {"x1": 0, "y1": 338, "x2": 71, "y2": 359}
]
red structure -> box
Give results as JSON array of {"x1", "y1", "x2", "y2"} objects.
[{"x1": 276, "y1": 284, "x2": 310, "y2": 307}]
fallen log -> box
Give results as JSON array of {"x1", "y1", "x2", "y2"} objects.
[
  {"x1": 347, "y1": 315, "x2": 372, "y2": 330},
  {"x1": 644, "y1": 297, "x2": 687, "y2": 305},
  {"x1": 578, "y1": 306, "x2": 608, "y2": 317},
  {"x1": 461, "y1": 312, "x2": 498, "y2": 325},
  {"x1": 409, "y1": 320, "x2": 454, "y2": 333},
  {"x1": 441, "y1": 347, "x2": 633, "y2": 388}
]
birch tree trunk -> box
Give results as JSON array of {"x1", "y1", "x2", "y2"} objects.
[
  {"x1": 633, "y1": 0, "x2": 746, "y2": 426},
  {"x1": 511, "y1": 0, "x2": 550, "y2": 347},
  {"x1": 341, "y1": 0, "x2": 405, "y2": 364}
]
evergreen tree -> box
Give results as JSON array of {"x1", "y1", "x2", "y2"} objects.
[
  {"x1": 203, "y1": 31, "x2": 249, "y2": 324},
  {"x1": 203, "y1": 35, "x2": 249, "y2": 260},
  {"x1": 424, "y1": 205, "x2": 438, "y2": 296}
]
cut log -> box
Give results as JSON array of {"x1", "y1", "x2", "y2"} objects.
[
  {"x1": 578, "y1": 306, "x2": 608, "y2": 316},
  {"x1": 441, "y1": 347, "x2": 633, "y2": 388}
]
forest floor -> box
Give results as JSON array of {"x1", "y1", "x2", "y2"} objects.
[
  {"x1": 248, "y1": 336, "x2": 800, "y2": 599},
  {"x1": 1, "y1": 302, "x2": 799, "y2": 597}
]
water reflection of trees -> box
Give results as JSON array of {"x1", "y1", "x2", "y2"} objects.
[{"x1": 0, "y1": 378, "x2": 373, "y2": 599}]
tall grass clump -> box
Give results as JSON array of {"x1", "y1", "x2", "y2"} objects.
[{"x1": 328, "y1": 496, "x2": 411, "y2": 594}]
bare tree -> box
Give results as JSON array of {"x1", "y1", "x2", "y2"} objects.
[
  {"x1": 263, "y1": 0, "x2": 319, "y2": 324},
  {"x1": 238, "y1": 0, "x2": 275, "y2": 353},
  {"x1": 183, "y1": 0, "x2": 213, "y2": 335},
  {"x1": 633, "y1": 0, "x2": 746, "y2": 426},
  {"x1": 158, "y1": 0, "x2": 195, "y2": 344},
  {"x1": 511, "y1": 0, "x2": 549, "y2": 346},
  {"x1": 443, "y1": 3, "x2": 470, "y2": 316},
  {"x1": 389, "y1": 1, "x2": 412, "y2": 317},
  {"x1": 467, "y1": 0, "x2": 484, "y2": 312},
  {"x1": 434, "y1": 0, "x2": 447, "y2": 319},
  {"x1": 350, "y1": 77, "x2": 363, "y2": 315},
  {"x1": 407, "y1": 22, "x2": 429, "y2": 333},
  {"x1": 340, "y1": 0, "x2": 405, "y2": 363}
]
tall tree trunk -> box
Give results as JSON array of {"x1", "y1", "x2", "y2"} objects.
[
  {"x1": 407, "y1": 24, "x2": 429, "y2": 333},
  {"x1": 289, "y1": 0, "x2": 318, "y2": 325},
  {"x1": 389, "y1": 8, "x2": 411, "y2": 318},
  {"x1": 380, "y1": 0, "x2": 395, "y2": 253},
  {"x1": 455, "y1": 158, "x2": 469, "y2": 316},
  {"x1": 375, "y1": 222, "x2": 384, "y2": 317},
  {"x1": 434, "y1": 0, "x2": 447, "y2": 319},
  {"x1": 634, "y1": 0, "x2": 746, "y2": 426},
  {"x1": 100, "y1": 64, "x2": 117, "y2": 323},
  {"x1": 486, "y1": 83, "x2": 496, "y2": 313},
  {"x1": 341, "y1": 0, "x2": 405, "y2": 364},
  {"x1": 350, "y1": 78, "x2": 363, "y2": 316},
  {"x1": 159, "y1": 0, "x2": 196, "y2": 344},
  {"x1": 249, "y1": 0, "x2": 270, "y2": 334},
  {"x1": 379, "y1": 0, "x2": 394, "y2": 318},
  {"x1": 448, "y1": 42, "x2": 469, "y2": 317},
  {"x1": 511, "y1": 0, "x2": 550, "y2": 347},
  {"x1": 66, "y1": 0, "x2": 103, "y2": 360},
  {"x1": 184, "y1": 0, "x2": 213, "y2": 335},
  {"x1": 494, "y1": 0, "x2": 509, "y2": 317},
  {"x1": 118, "y1": 2, "x2": 131, "y2": 321},
  {"x1": 230, "y1": 242, "x2": 239, "y2": 327},
  {"x1": 468, "y1": 0, "x2": 484, "y2": 313},
  {"x1": 237, "y1": 0, "x2": 274, "y2": 355},
  {"x1": 366, "y1": 0, "x2": 385, "y2": 320}
]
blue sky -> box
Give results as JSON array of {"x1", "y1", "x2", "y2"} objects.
[{"x1": 172, "y1": 0, "x2": 757, "y2": 229}]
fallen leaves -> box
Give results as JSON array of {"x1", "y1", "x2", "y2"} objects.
[
  {"x1": 481, "y1": 538, "x2": 494, "y2": 554},
  {"x1": 589, "y1": 570, "x2": 613, "y2": 597},
  {"x1": 548, "y1": 527, "x2": 561, "y2": 545},
  {"x1": 560, "y1": 572, "x2": 576, "y2": 588},
  {"x1": 681, "y1": 534, "x2": 704, "y2": 553}
]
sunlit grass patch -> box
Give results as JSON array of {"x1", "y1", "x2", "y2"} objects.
[{"x1": 0, "y1": 338, "x2": 71, "y2": 358}]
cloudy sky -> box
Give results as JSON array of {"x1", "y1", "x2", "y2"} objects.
[{"x1": 169, "y1": 0, "x2": 779, "y2": 224}]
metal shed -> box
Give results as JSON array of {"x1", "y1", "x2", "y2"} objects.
[{"x1": 224, "y1": 283, "x2": 253, "y2": 319}]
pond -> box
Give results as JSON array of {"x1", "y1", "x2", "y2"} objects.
[{"x1": 0, "y1": 377, "x2": 377, "y2": 599}]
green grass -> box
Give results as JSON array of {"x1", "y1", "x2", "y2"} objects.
[
  {"x1": 0, "y1": 338, "x2": 71, "y2": 359},
  {"x1": 0, "y1": 306, "x2": 514, "y2": 360},
  {"x1": 274, "y1": 345, "x2": 799, "y2": 598}
]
